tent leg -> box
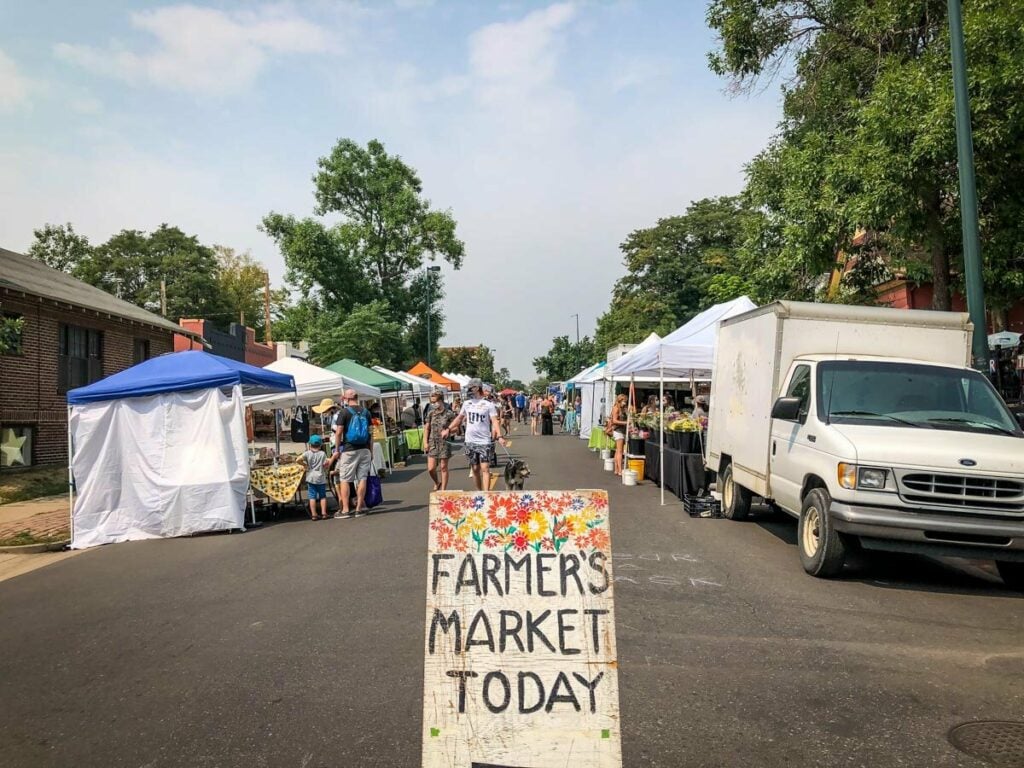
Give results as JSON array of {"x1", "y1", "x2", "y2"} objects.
[
  {"x1": 67, "y1": 405, "x2": 74, "y2": 546},
  {"x1": 660, "y1": 362, "x2": 665, "y2": 507},
  {"x1": 274, "y1": 409, "x2": 281, "y2": 456}
]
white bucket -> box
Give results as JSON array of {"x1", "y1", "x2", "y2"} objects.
[
  {"x1": 600, "y1": 449, "x2": 612, "y2": 461},
  {"x1": 603, "y1": 458, "x2": 615, "y2": 472},
  {"x1": 622, "y1": 469, "x2": 637, "y2": 486}
]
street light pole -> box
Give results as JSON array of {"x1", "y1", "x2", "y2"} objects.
[
  {"x1": 571, "y1": 313, "x2": 579, "y2": 345},
  {"x1": 426, "y1": 266, "x2": 441, "y2": 365},
  {"x1": 947, "y1": 0, "x2": 989, "y2": 372}
]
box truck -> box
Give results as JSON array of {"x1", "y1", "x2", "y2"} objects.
[{"x1": 706, "y1": 301, "x2": 1024, "y2": 587}]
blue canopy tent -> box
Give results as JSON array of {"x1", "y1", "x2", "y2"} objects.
[
  {"x1": 67, "y1": 350, "x2": 295, "y2": 404},
  {"x1": 67, "y1": 352, "x2": 295, "y2": 548}
]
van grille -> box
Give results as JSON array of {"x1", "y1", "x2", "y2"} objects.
[{"x1": 898, "y1": 472, "x2": 1024, "y2": 513}]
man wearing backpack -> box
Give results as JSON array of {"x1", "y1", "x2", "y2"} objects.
[{"x1": 333, "y1": 388, "x2": 373, "y2": 519}]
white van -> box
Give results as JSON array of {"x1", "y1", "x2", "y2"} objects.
[{"x1": 706, "y1": 302, "x2": 1024, "y2": 587}]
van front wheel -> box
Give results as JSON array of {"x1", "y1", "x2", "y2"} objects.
[
  {"x1": 721, "y1": 462, "x2": 751, "y2": 521},
  {"x1": 798, "y1": 488, "x2": 847, "y2": 577}
]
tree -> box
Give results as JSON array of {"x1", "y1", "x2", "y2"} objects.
[
  {"x1": 528, "y1": 377, "x2": 550, "y2": 395},
  {"x1": 438, "y1": 346, "x2": 496, "y2": 381},
  {"x1": 533, "y1": 335, "x2": 598, "y2": 381},
  {"x1": 27, "y1": 223, "x2": 91, "y2": 273},
  {"x1": 594, "y1": 294, "x2": 677, "y2": 353},
  {"x1": 265, "y1": 137, "x2": 465, "y2": 351},
  {"x1": 309, "y1": 300, "x2": 408, "y2": 369},
  {"x1": 707, "y1": 0, "x2": 1024, "y2": 315},
  {"x1": 216, "y1": 247, "x2": 267, "y2": 339}
]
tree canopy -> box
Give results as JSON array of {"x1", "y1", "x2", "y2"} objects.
[
  {"x1": 438, "y1": 346, "x2": 496, "y2": 382},
  {"x1": 264, "y1": 138, "x2": 465, "y2": 364},
  {"x1": 533, "y1": 335, "x2": 598, "y2": 381}
]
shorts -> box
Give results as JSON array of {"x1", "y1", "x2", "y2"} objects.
[
  {"x1": 307, "y1": 483, "x2": 327, "y2": 501},
  {"x1": 338, "y1": 448, "x2": 372, "y2": 483},
  {"x1": 427, "y1": 439, "x2": 452, "y2": 459},
  {"x1": 464, "y1": 442, "x2": 496, "y2": 467},
  {"x1": 612, "y1": 430, "x2": 626, "y2": 441}
]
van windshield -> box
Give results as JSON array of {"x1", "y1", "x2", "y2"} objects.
[{"x1": 816, "y1": 361, "x2": 1022, "y2": 436}]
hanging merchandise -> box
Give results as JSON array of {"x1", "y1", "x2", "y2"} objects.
[{"x1": 290, "y1": 406, "x2": 309, "y2": 443}]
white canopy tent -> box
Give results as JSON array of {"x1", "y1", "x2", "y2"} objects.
[
  {"x1": 245, "y1": 356, "x2": 381, "y2": 410},
  {"x1": 573, "y1": 362, "x2": 607, "y2": 440},
  {"x1": 608, "y1": 296, "x2": 758, "y2": 505},
  {"x1": 374, "y1": 366, "x2": 436, "y2": 397},
  {"x1": 444, "y1": 372, "x2": 471, "y2": 390}
]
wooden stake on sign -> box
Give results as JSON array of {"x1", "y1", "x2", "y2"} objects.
[{"x1": 422, "y1": 490, "x2": 622, "y2": 768}]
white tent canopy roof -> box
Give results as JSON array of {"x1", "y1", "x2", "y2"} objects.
[
  {"x1": 374, "y1": 365, "x2": 437, "y2": 395},
  {"x1": 609, "y1": 296, "x2": 757, "y2": 379},
  {"x1": 444, "y1": 372, "x2": 472, "y2": 388},
  {"x1": 245, "y1": 357, "x2": 381, "y2": 410}
]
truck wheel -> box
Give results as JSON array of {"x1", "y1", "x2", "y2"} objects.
[
  {"x1": 721, "y1": 462, "x2": 751, "y2": 521},
  {"x1": 798, "y1": 488, "x2": 847, "y2": 577},
  {"x1": 996, "y1": 561, "x2": 1024, "y2": 591}
]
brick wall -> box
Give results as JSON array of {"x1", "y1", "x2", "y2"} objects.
[{"x1": 0, "y1": 290, "x2": 173, "y2": 466}]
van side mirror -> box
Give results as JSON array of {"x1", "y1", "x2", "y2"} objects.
[{"x1": 771, "y1": 396, "x2": 803, "y2": 421}]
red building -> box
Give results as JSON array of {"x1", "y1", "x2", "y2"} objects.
[
  {"x1": 1, "y1": 248, "x2": 202, "y2": 467},
  {"x1": 876, "y1": 279, "x2": 1024, "y2": 333},
  {"x1": 174, "y1": 319, "x2": 274, "y2": 367}
]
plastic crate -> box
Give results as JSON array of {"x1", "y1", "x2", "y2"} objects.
[{"x1": 683, "y1": 495, "x2": 722, "y2": 518}]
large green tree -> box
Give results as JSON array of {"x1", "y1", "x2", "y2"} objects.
[
  {"x1": 533, "y1": 335, "x2": 598, "y2": 381},
  {"x1": 216, "y1": 246, "x2": 268, "y2": 338},
  {"x1": 27, "y1": 223, "x2": 91, "y2": 273},
  {"x1": 438, "y1": 345, "x2": 496, "y2": 381},
  {"x1": 264, "y1": 138, "x2": 464, "y2": 350},
  {"x1": 707, "y1": 0, "x2": 1024, "y2": 323},
  {"x1": 310, "y1": 300, "x2": 408, "y2": 369}
]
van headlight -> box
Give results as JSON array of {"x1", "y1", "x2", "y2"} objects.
[{"x1": 837, "y1": 463, "x2": 889, "y2": 490}]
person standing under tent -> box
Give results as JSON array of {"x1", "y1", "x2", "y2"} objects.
[
  {"x1": 692, "y1": 395, "x2": 709, "y2": 421},
  {"x1": 563, "y1": 392, "x2": 577, "y2": 434},
  {"x1": 333, "y1": 388, "x2": 373, "y2": 519},
  {"x1": 574, "y1": 395, "x2": 582, "y2": 435},
  {"x1": 300, "y1": 434, "x2": 329, "y2": 520},
  {"x1": 442, "y1": 378, "x2": 508, "y2": 492},
  {"x1": 609, "y1": 393, "x2": 629, "y2": 476},
  {"x1": 423, "y1": 390, "x2": 453, "y2": 492}
]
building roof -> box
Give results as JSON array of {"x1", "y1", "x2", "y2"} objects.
[{"x1": 0, "y1": 247, "x2": 201, "y2": 340}]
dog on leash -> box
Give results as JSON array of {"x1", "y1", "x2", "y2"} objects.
[{"x1": 503, "y1": 458, "x2": 531, "y2": 490}]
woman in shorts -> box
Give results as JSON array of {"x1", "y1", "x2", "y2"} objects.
[
  {"x1": 423, "y1": 391, "x2": 454, "y2": 491},
  {"x1": 609, "y1": 393, "x2": 629, "y2": 476}
]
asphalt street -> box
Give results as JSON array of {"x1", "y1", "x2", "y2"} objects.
[{"x1": 1, "y1": 427, "x2": 1022, "y2": 767}]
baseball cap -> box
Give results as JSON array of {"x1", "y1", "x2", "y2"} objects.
[
  {"x1": 309, "y1": 434, "x2": 323, "y2": 446},
  {"x1": 467, "y1": 378, "x2": 483, "y2": 391}
]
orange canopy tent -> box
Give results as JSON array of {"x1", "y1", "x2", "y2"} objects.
[{"x1": 406, "y1": 362, "x2": 460, "y2": 392}]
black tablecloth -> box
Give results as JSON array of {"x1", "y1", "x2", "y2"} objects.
[{"x1": 644, "y1": 441, "x2": 708, "y2": 498}]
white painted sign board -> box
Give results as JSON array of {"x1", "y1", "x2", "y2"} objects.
[{"x1": 422, "y1": 490, "x2": 622, "y2": 768}]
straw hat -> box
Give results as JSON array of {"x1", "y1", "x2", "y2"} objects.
[{"x1": 312, "y1": 398, "x2": 337, "y2": 414}]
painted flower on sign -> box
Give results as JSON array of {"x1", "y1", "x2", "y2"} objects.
[{"x1": 431, "y1": 491, "x2": 610, "y2": 555}]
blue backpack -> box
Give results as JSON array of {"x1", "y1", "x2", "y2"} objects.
[{"x1": 345, "y1": 406, "x2": 370, "y2": 445}]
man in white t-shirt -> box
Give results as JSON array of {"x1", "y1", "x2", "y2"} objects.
[{"x1": 442, "y1": 378, "x2": 508, "y2": 491}]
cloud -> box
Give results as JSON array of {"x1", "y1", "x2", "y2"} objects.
[
  {"x1": 0, "y1": 49, "x2": 30, "y2": 110},
  {"x1": 469, "y1": 2, "x2": 576, "y2": 103},
  {"x1": 54, "y1": 4, "x2": 330, "y2": 96}
]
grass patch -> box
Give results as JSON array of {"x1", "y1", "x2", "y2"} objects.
[
  {"x1": 0, "y1": 465, "x2": 68, "y2": 506},
  {"x1": 0, "y1": 529, "x2": 67, "y2": 547}
]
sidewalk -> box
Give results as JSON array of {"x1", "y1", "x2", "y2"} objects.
[{"x1": 0, "y1": 495, "x2": 70, "y2": 543}]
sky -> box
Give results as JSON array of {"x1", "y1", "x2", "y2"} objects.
[{"x1": 0, "y1": 0, "x2": 782, "y2": 380}]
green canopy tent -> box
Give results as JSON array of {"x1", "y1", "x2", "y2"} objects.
[{"x1": 325, "y1": 359, "x2": 411, "y2": 396}]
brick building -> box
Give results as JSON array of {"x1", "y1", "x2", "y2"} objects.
[
  {"x1": 1, "y1": 248, "x2": 202, "y2": 467},
  {"x1": 174, "y1": 319, "x2": 275, "y2": 367}
]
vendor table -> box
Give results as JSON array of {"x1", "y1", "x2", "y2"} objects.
[
  {"x1": 588, "y1": 429, "x2": 615, "y2": 451},
  {"x1": 644, "y1": 442, "x2": 707, "y2": 499}
]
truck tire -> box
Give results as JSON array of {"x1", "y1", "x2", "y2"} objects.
[
  {"x1": 996, "y1": 561, "x2": 1024, "y2": 591},
  {"x1": 798, "y1": 488, "x2": 847, "y2": 577},
  {"x1": 721, "y1": 462, "x2": 752, "y2": 521}
]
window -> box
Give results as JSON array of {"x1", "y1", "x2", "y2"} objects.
[
  {"x1": 0, "y1": 312, "x2": 23, "y2": 356},
  {"x1": 58, "y1": 324, "x2": 103, "y2": 392},
  {"x1": 0, "y1": 425, "x2": 33, "y2": 468},
  {"x1": 133, "y1": 338, "x2": 151, "y2": 364},
  {"x1": 786, "y1": 364, "x2": 812, "y2": 419}
]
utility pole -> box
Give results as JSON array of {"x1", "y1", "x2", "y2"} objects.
[
  {"x1": 426, "y1": 265, "x2": 441, "y2": 365},
  {"x1": 160, "y1": 280, "x2": 167, "y2": 317},
  {"x1": 947, "y1": 0, "x2": 989, "y2": 372},
  {"x1": 571, "y1": 313, "x2": 580, "y2": 345},
  {"x1": 264, "y1": 270, "x2": 273, "y2": 345}
]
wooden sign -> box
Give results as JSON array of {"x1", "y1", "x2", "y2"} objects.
[{"x1": 422, "y1": 490, "x2": 622, "y2": 768}]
